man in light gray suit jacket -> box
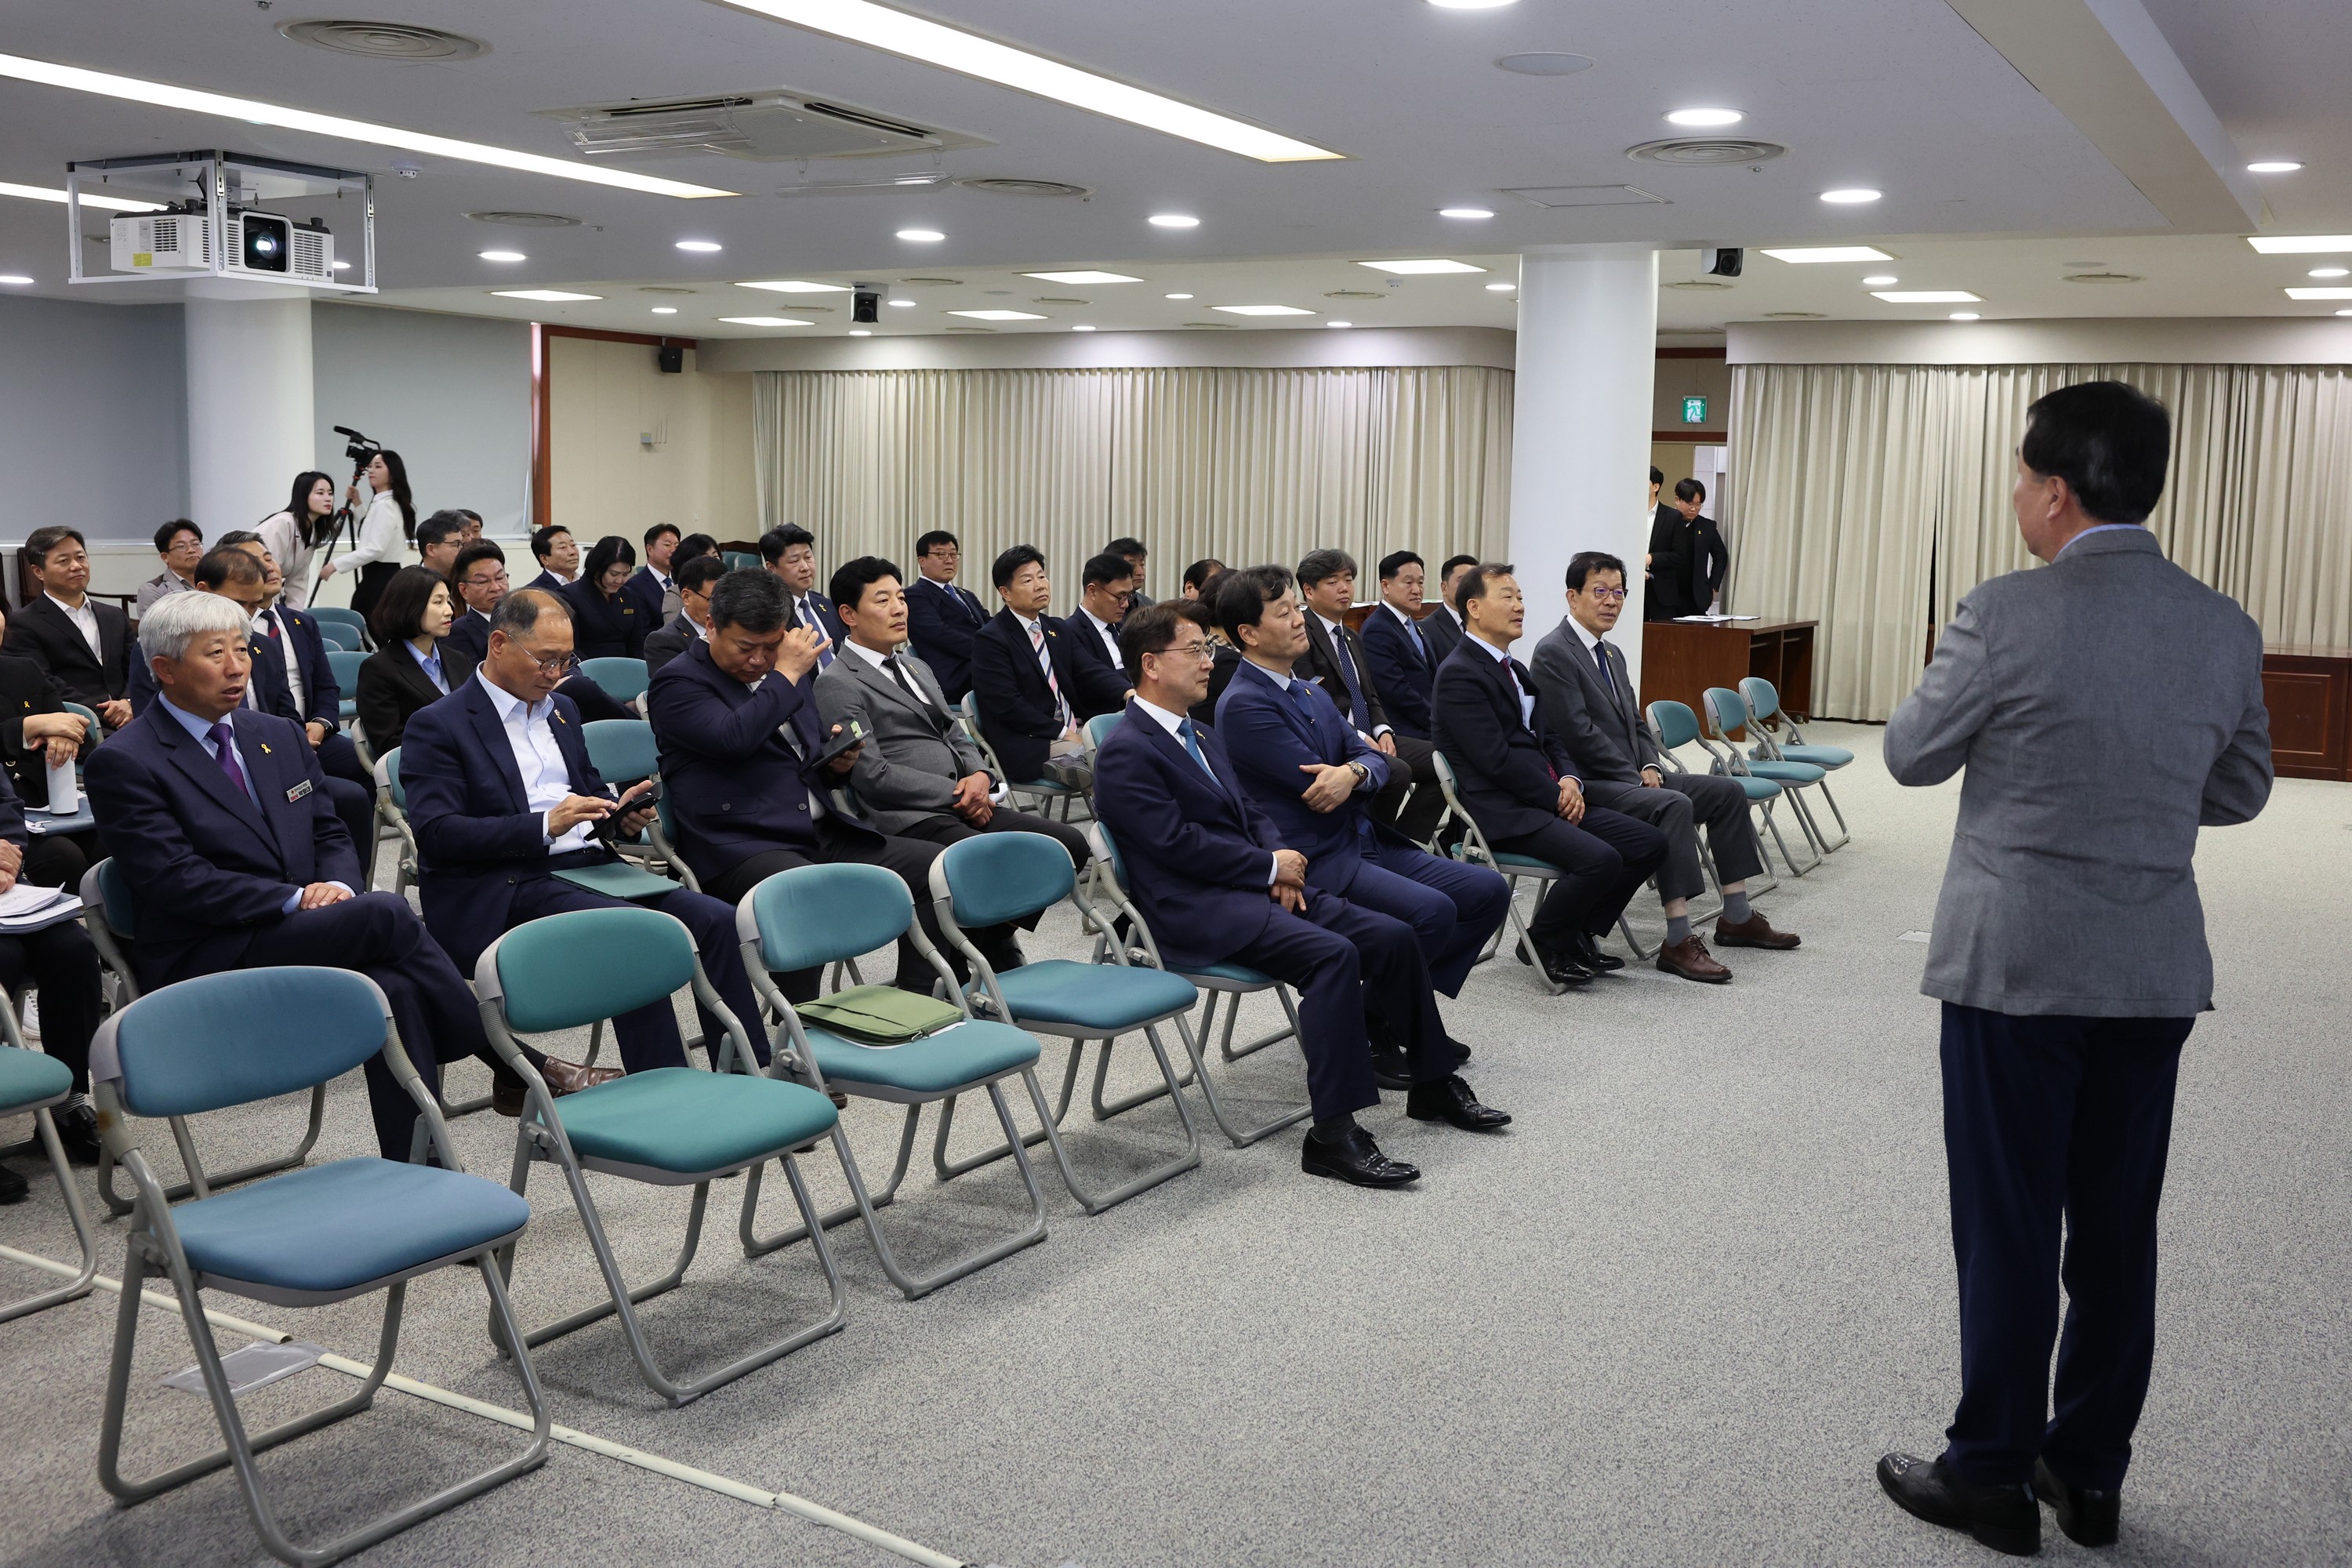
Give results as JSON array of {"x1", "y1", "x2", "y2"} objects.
[
  {"x1": 1530, "y1": 549, "x2": 1799, "y2": 982},
  {"x1": 816, "y1": 555, "x2": 1091, "y2": 874},
  {"x1": 1875, "y1": 381, "x2": 2273, "y2": 1558}
]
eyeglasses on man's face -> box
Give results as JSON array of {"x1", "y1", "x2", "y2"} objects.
[
  {"x1": 1158, "y1": 638, "x2": 1216, "y2": 662},
  {"x1": 1585, "y1": 586, "x2": 1628, "y2": 601},
  {"x1": 523, "y1": 649, "x2": 579, "y2": 678}
]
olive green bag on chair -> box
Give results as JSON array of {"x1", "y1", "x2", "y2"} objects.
[{"x1": 796, "y1": 985, "x2": 965, "y2": 1045}]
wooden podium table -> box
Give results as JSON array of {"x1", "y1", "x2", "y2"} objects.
[
  {"x1": 2262, "y1": 645, "x2": 2352, "y2": 780},
  {"x1": 1639, "y1": 619, "x2": 1817, "y2": 724}
]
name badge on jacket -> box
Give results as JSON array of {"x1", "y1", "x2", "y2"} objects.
[{"x1": 285, "y1": 779, "x2": 313, "y2": 803}]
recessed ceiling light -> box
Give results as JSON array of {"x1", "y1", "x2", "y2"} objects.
[
  {"x1": 2339, "y1": 309, "x2": 2352, "y2": 317},
  {"x1": 675, "y1": 240, "x2": 723, "y2": 252},
  {"x1": 1666, "y1": 108, "x2": 1744, "y2": 127},
  {"x1": 848, "y1": 328, "x2": 873, "y2": 336},
  {"x1": 1950, "y1": 312, "x2": 1980, "y2": 321},
  {"x1": 1759, "y1": 245, "x2": 1893, "y2": 263},
  {"x1": 1485, "y1": 281, "x2": 1515, "y2": 291},
  {"x1": 1862, "y1": 274, "x2": 1897, "y2": 285},
  {"x1": 1438, "y1": 207, "x2": 1494, "y2": 220},
  {"x1": 1024, "y1": 270, "x2": 1142, "y2": 284},
  {"x1": 0, "y1": 180, "x2": 161, "y2": 212},
  {"x1": 897, "y1": 228, "x2": 946, "y2": 241},
  {"x1": 717, "y1": 315, "x2": 815, "y2": 325},
  {"x1": 2247, "y1": 235, "x2": 2352, "y2": 254},
  {"x1": 2247, "y1": 161, "x2": 2303, "y2": 174},
  {"x1": 711, "y1": 0, "x2": 1339, "y2": 162},
  {"x1": 950, "y1": 308, "x2": 1047, "y2": 320},
  {"x1": 2286, "y1": 287, "x2": 2352, "y2": 299},
  {"x1": 1164, "y1": 292, "x2": 1194, "y2": 299},
  {"x1": 1427, "y1": 0, "x2": 1519, "y2": 9},
  {"x1": 0, "y1": 274, "x2": 32, "y2": 285},
  {"x1": 1327, "y1": 320, "x2": 1352, "y2": 328},
  {"x1": 495, "y1": 289, "x2": 601, "y2": 301},
  {"x1": 0, "y1": 51, "x2": 735, "y2": 198},
  {"x1": 738, "y1": 280, "x2": 851, "y2": 293},
  {"x1": 2307, "y1": 267, "x2": 2350, "y2": 278},
  {"x1": 1820, "y1": 188, "x2": 1882, "y2": 204},
  {"x1": 1356, "y1": 259, "x2": 1486, "y2": 275},
  {"x1": 1072, "y1": 324, "x2": 1095, "y2": 332},
  {"x1": 1873, "y1": 289, "x2": 1980, "y2": 303},
  {"x1": 1149, "y1": 214, "x2": 1200, "y2": 228},
  {"x1": 888, "y1": 297, "x2": 916, "y2": 307},
  {"x1": 478, "y1": 250, "x2": 527, "y2": 262},
  {"x1": 651, "y1": 307, "x2": 678, "y2": 314},
  {"x1": 1214, "y1": 304, "x2": 1316, "y2": 316}
]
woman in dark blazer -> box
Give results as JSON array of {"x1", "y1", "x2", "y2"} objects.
[
  {"x1": 357, "y1": 564, "x2": 474, "y2": 756},
  {"x1": 557, "y1": 535, "x2": 647, "y2": 661}
]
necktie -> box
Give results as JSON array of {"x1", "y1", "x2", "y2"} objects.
[
  {"x1": 1178, "y1": 720, "x2": 1222, "y2": 789},
  {"x1": 1330, "y1": 626, "x2": 1369, "y2": 728},
  {"x1": 801, "y1": 597, "x2": 834, "y2": 667},
  {"x1": 887, "y1": 652, "x2": 941, "y2": 720},
  {"x1": 263, "y1": 611, "x2": 281, "y2": 641},
  {"x1": 1406, "y1": 616, "x2": 1428, "y2": 664},
  {"x1": 1592, "y1": 637, "x2": 1613, "y2": 691},
  {"x1": 1029, "y1": 620, "x2": 1070, "y2": 728},
  {"x1": 207, "y1": 720, "x2": 252, "y2": 803}
]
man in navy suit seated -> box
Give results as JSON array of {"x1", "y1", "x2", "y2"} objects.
[
  {"x1": 1093, "y1": 601, "x2": 1512, "y2": 1189},
  {"x1": 84, "y1": 593, "x2": 602, "y2": 1157},
  {"x1": 761, "y1": 524, "x2": 845, "y2": 665},
  {"x1": 1212, "y1": 565, "x2": 1510, "y2": 1083},
  {"x1": 1432, "y1": 564, "x2": 1668, "y2": 989},
  {"x1": 622, "y1": 522, "x2": 681, "y2": 627},
  {"x1": 401, "y1": 588, "x2": 775, "y2": 1074},
  {"x1": 521, "y1": 524, "x2": 579, "y2": 594},
  {"x1": 1062, "y1": 551, "x2": 1138, "y2": 719},
  {"x1": 445, "y1": 541, "x2": 508, "y2": 666},
  {"x1": 648, "y1": 569, "x2": 1024, "y2": 999},
  {"x1": 968, "y1": 545, "x2": 1094, "y2": 788},
  {"x1": 1359, "y1": 550, "x2": 1437, "y2": 741},
  {"x1": 902, "y1": 529, "x2": 989, "y2": 702}
]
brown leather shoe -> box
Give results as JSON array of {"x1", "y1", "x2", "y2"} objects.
[
  {"x1": 1715, "y1": 913, "x2": 1801, "y2": 949},
  {"x1": 491, "y1": 1057, "x2": 622, "y2": 1117},
  {"x1": 1656, "y1": 934, "x2": 1733, "y2": 983}
]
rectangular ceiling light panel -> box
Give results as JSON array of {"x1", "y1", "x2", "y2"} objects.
[
  {"x1": 0, "y1": 50, "x2": 737, "y2": 198},
  {"x1": 1871, "y1": 289, "x2": 1980, "y2": 303},
  {"x1": 1761, "y1": 245, "x2": 1894, "y2": 263},
  {"x1": 709, "y1": 0, "x2": 1340, "y2": 162},
  {"x1": 1499, "y1": 184, "x2": 1668, "y2": 209},
  {"x1": 497, "y1": 289, "x2": 604, "y2": 301},
  {"x1": 1022, "y1": 270, "x2": 1142, "y2": 284},
  {"x1": 1213, "y1": 304, "x2": 1314, "y2": 316},
  {"x1": 0, "y1": 180, "x2": 162, "y2": 212},
  {"x1": 949, "y1": 308, "x2": 1046, "y2": 320},
  {"x1": 718, "y1": 314, "x2": 815, "y2": 324},
  {"x1": 1356, "y1": 259, "x2": 1486, "y2": 275},
  {"x1": 2285, "y1": 287, "x2": 2352, "y2": 299},
  {"x1": 2246, "y1": 235, "x2": 2352, "y2": 254},
  {"x1": 738, "y1": 279, "x2": 851, "y2": 292}
]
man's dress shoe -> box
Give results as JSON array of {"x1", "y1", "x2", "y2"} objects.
[
  {"x1": 1714, "y1": 912, "x2": 1800, "y2": 949},
  {"x1": 1656, "y1": 934, "x2": 1733, "y2": 983},
  {"x1": 1877, "y1": 1453, "x2": 2039, "y2": 1556},
  {"x1": 1301, "y1": 1124, "x2": 1419, "y2": 1187},
  {"x1": 2034, "y1": 1458, "x2": 2120, "y2": 1548},
  {"x1": 1404, "y1": 1075, "x2": 1512, "y2": 1131}
]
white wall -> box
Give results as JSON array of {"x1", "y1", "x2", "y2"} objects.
[
  {"x1": 545, "y1": 338, "x2": 757, "y2": 545},
  {"x1": 0, "y1": 294, "x2": 188, "y2": 546}
]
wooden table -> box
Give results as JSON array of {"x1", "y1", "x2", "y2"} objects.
[
  {"x1": 2262, "y1": 645, "x2": 2352, "y2": 781},
  {"x1": 1639, "y1": 619, "x2": 1817, "y2": 726}
]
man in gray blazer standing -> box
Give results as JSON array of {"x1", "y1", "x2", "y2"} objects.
[
  {"x1": 1876, "y1": 381, "x2": 2272, "y2": 1556},
  {"x1": 816, "y1": 555, "x2": 1091, "y2": 873}
]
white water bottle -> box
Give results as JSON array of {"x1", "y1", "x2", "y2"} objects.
[{"x1": 45, "y1": 754, "x2": 78, "y2": 815}]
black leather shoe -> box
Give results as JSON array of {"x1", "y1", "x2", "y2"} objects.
[
  {"x1": 1570, "y1": 931, "x2": 1625, "y2": 973},
  {"x1": 1301, "y1": 1124, "x2": 1419, "y2": 1187},
  {"x1": 1369, "y1": 1047, "x2": 1411, "y2": 1091},
  {"x1": 2034, "y1": 1459, "x2": 2119, "y2": 1548},
  {"x1": 53, "y1": 1102, "x2": 101, "y2": 1167},
  {"x1": 1405, "y1": 1074, "x2": 1512, "y2": 1131},
  {"x1": 0, "y1": 1161, "x2": 27, "y2": 1204},
  {"x1": 1530, "y1": 942, "x2": 1595, "y2": 986},
  {"x1": 1878, "y1": 1453, "x2": 2039, "y2": 1556}
]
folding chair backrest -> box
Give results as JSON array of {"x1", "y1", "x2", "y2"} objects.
[
  {"x1": 377, "y1": 746, "x2": 406, "y2": 810},
  {"x1": 723, "y1": 551, "x2": 759, "y2": 572},
  {"x1": 316, "y1": 622, "x2": 361, "y2": 651},
  {"x1": 1084, "y1": 711, "x2": 1122, "y2": 751},
  {"x1": 1739, "y1": 677, "x2": 1781, "y2": 724},
  {"x1": 62, "y1": 701, "x2": 102, "y2": 739},
  {"x1": 1702, "y1": 686, "x2": 1750, "y2": 742},
  {"x1": 583, "y1": 718, "x2": 659, "y2": 785},
  {"x1": 740, "y1": 862, "x2": 909, "y2": 972},
  {"x1": 1647, "y1": 699, "x2": 1701, "y2": 752},
  {"x1": 936, "y1": 831, "x2": 1074, "y2": 927},
  {"x1": 310, "y1": 606, "x2": 368, "y2": 637},
  {"x1": 484, "y1": 906, "x2": 697, "y2": 1033},
  {"x1": 86, "y1": 857, "x2": 137, "y2": 942},
  {"x1": 100, "y1": 967, "x2": 390, "y2": 1119},
  {"x1": 1089, "y1": 820, "x2": 1131, "y2": 893},
  {"x1": 325, "y1": 648, "x2": 367, "y2": 697},
  {"x1": 580, "y1": 657, "x2": 651, "y2": 706}
]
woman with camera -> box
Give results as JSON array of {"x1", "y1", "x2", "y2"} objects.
[
  {"x1": 256, "y1": 470, "x2": 339, "y2": 611},
  {"x1": 356, "y1": 564, "x2": 472, "y2": 755},
  {"x1": 319, "y1": 448, "x2": 414, "y2": 619},
  {"x1": 557, "y1": 534, "x2": 649, "y2": 660}
]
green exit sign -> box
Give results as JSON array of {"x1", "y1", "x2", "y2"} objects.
[{"x1": 1681, "y1": 395, "x2": 1710, "y2": 425}]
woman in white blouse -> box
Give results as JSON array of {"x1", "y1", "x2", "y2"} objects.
[
  {"x1": 254, "y1": 470, "x2": 337, "y2": 611},
  {"x1": 318, "y1": 448, "x2": 414, "y2": 619}
]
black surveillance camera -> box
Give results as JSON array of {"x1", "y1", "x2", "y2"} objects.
[
  {"x1": 851, "y1": 289, "x2": 880, "y2": 324},
  {"x1": 1699, "y1": 247, "x2": 1744, "y2": 278}
]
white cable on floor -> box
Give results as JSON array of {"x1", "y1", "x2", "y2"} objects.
[{"x1": 0, "y1": 1240, "x2": 970, "y2": 1568}]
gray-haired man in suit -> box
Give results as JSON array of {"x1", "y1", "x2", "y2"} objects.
[
  {"x1": 1530, "y1": 550, "x2": 1798, "y2": 981},
  {"x1": 815, "y1": 555, "x2": 1091, "y2": 874},
  {"x1": 1875, "y1": 381, "x2": 2273, "y2": 1556}
]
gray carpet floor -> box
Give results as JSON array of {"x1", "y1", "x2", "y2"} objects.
[{"x1": 1, "y1": 724, "x2": 2346, "y2": 1568}]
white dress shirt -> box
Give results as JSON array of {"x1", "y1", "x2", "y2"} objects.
[
  {"x1": 1134, "y1": 695, "x2": 1279, "y2": 885},
  {"x1": 1469, "y1": 632, "x2": 1539, "y2": 731},
  {"x1": 48, "y1": 593, "x2": 101, "y2": 659},
  {"x1": 1312, "y1": 612, "x2": 1390, "y2": 743},
  {"x1": 1079, "y1": 606, "x2": 1123, "y2": 670},
  {"x1": 475, "y1": 670, "x2": 595, "y2": 851}
]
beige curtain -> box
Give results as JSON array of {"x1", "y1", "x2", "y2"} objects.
[
  {"x1": 753, "y1": 366, "x2": 1512, "y2": 599},
  {"x1": 1730, "y1": 361, "x2": 2352, "y2": 719}
]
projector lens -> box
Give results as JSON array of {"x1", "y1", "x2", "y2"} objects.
[{"x1": 242, "y1": 214, "x2": 292, "y2": 273}]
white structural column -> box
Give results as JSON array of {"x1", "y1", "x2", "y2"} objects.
[
  {"x1": 1507, "y1": 246, "x2": 1660, "y2": 688},
  {"x1": 184, "y1": 285, "x2": 315, "y2": 535}
]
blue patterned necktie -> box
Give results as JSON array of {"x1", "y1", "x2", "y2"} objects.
[{"x1": 1178, "y1": 720, "x2": 1224, "y2": 791}]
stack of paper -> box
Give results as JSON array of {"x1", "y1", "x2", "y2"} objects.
[{"x1": 0, "y1": 882, "x2": 85, "y2": 935}]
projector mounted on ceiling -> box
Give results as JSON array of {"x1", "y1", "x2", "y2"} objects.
[
  {"x1": 64, "y1": 151, "x2": 376, "y2": 295},
  {"x1": 545, "y1": 91, "x2": 989, "y2": 162}
]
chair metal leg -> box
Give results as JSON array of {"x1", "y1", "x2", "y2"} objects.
[
  {"x1": 928, "y1": 1037, "x2": 1083, "y2": 1178},
  {"x1": 1022, "y1": 1025, "x2": 1201, "y2": 1215},
  {"x1": 1168, "y1": 1006, "x2": 1310, "y2": 1149},
  {"x1": 1216, "y1": 983, "x2": 1301, "y2": 1062},
  {"x1": 1759, "y1": 798, "x2": 1822, "y2": 877},
  {"x1": 740, "y1": 1103, "x2": 916, "y2": 1256},
  {"x1": 99, "y1": 1085, "x2": 329, "y2": 1218},
  {"x1": 1814, "y1": 775, "x2": 1852, "y2": 850},
  {"x1": 0, "y1": 1106, "x2": 98, "y2": 1323},
  {"x1": 1087, "y1": 1025, "x2": 1200, "y2": 1121},
  {"x1": 1616, "y1": 912, "x2": 1654, "y2": 961}
]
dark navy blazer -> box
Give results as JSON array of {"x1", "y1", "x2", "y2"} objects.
[
  {"x1": 444, "y1": 607, "x2": 493, "y2": 667},
  {"x1": 1359, "y1": 604, "x2": 1436, "y2": 740},
  {"x1": 557, "y1": 578, "x2": 648, "y2": 661},
  {"x1": 619, "y1": 564, "x2": 670, "y2": 628},
  {"x1": 1058, "y1": 609, "x2": 1132, "y2": 720},
  {"x1": 1214, "y1": 659, "x2": 1394, "y2": 894},
  {"x1": 1091, "y1": 698, "x2": 1287, "y2": 971},
  {"x1": 1430, "y1": 639, "x2": 1581, "y2": 842},
  {"x1": 83, "y1": 704, "x2": 358, "y2": 985},
  {"x1": 645, "y1": 640, "x2": 882, "y2": 887},
  {"x1": 904, "y1": 575, "x2": 989, "y2": 700},
  {"x1": 968, "y1": 608, "x2": 1089, "y2": 786}
]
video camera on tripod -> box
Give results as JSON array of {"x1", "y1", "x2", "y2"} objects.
[{"x1": 321, "y1": 424, "x2": 383, "y2": 561}]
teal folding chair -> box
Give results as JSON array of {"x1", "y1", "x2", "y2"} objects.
[
  {"x1": 79, "y1": 860, "x2": 328, "y2": 1218},
  {"x1": 722, "y1": 550, "x2": 760, "y2": 572},
  {"x1": 1427, "y1": 751, "x2": 1571, "y2": 993},
  {"x1": 1702, "y1": 687, "x2": 1826, "y2": 875},
  {"x1": 1085, "y1": 821, "x2": 1309, "y2": 1148},
  {"x1": 929, "y1": 832, "x2": 1201, "y2": 1214},
  {"x1": 308, "y1": 605, "x2": 371, "y2": 651},
  {"x1": 314, "y1": 621, "x2": 361, "y2": 652},
  {"x1": 960, "y1": 689, "x2": 1084, "y2": 820},
  {"x1": 93, "y1": 967, "x2": 547, "y2": 1568},
  {"x1": 736, "y1": 864, "x2": 1051, "y2": 1298},
  {"x1": 325, "y1": 649, "x2": 365, "y2": 724},
  {"x1": 0, "y1": 1002, "x2": 98, "y2": 1322},
  {"x1": 372, "y1": 747, "x2": 419, "y2": 896},
  {"x1": 579, "y1": 655, "x2": 650, "y2": 707},
  {"x1": 581, "y1": 719, "x2": 695, "y2": 887},
  {"x1": 1739, "y1": 676, "x2": 1853, "y2": 851},
  {"x1": 474, "y1": 906, "x2": 847, "y2": 1405},
  {"x1": 1649, "y1": 699, "x2": 1779, "y2": 896}
]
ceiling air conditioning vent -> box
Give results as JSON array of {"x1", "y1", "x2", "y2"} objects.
[
  {"x1": 955, "y1": 177, "x2": 1091, "y2": 198},
  {"x1": 1626, "y1": 139, "x2": 1787, "y2": 166},
  {"x1": 544, "y1": 91, "x2": 989, "y2": 162}
]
